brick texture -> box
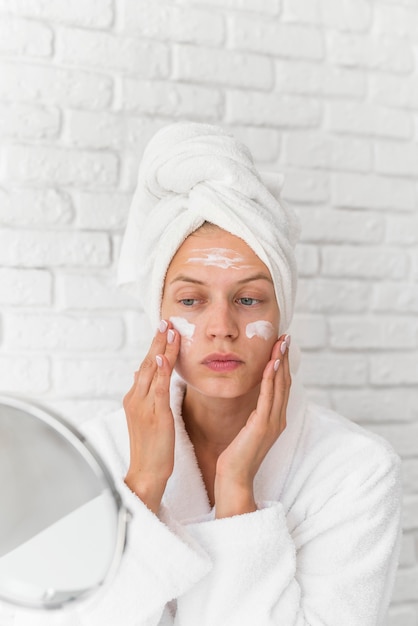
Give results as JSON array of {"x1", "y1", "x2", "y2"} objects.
[{"x1": 0, "y1": 1, "x2": 416, "y2": 618}]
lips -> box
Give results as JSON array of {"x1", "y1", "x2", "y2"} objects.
[{"x1": 201, "y1": 353, "x2": 243, "y2": 372}]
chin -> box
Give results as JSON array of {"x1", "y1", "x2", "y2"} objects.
[{"x1": 180, "y1": 372, "x2": 261, "y2": 401}]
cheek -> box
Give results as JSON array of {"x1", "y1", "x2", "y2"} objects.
[
  {"x1": 169, "y1": 316, "x2": 195, "y2": 340},
  {"x1": 169, "y1": 316, "x2": 196, "y2": 357},
  {"x1": 244, "y1": 320, "x2": 278, "y2": 371},
  {"x1": 245, "y1": 320, "x2": 276, "y2": 341}
]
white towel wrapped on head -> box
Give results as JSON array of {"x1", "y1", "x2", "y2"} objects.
[{"x1": 118, "y1": 122, "x2": 300, "y2": 335}]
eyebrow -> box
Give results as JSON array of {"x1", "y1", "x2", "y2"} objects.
[{"x1": 169, "y1": 273, "x2": 273, "y2": 285}]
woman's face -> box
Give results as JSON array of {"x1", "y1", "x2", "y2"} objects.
[{"x1": 161, "y1": 226, "x2": 280, "y2": 400}]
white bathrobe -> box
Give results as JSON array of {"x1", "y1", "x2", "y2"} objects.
[{"x1": 4, "y1": 375, "x2": 401, "y2": 626}]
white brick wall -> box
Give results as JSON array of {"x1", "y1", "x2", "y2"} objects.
[{"x1": 0, "y1": 0, "x2": 417, "y2": 619}]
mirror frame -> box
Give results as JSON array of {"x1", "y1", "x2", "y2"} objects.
[{"x1": 0, "y1": 394, "x2": 129, "y2": 610}]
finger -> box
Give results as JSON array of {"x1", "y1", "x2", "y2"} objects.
[
  {"x1": 163, "y1": 327, "x2": 181, "y2": 369},
  {"x1": 252, "y1": 358, "x2": 277, "y2": 424},
  {"x1": 281, "y1": 335, "x2": 292, "y2": 405},
  {"x1": 279, "y1": 334, "x2": 292, "y2": 393},
  {"x1": 148, "y1": 326, "x2": 181, "y2": 395},
  {"x1": 267, "y1": 334, "x2": 288, "y2": 401},
  {"x1": 270, "y1": 337, "x2": 282, "y2": 362},
  {"x1": 153, "y1": 353, "x2": 175, "y2": 418},
  {"x1": 271, "y1": 335, "x2": 292, "y2": 424},
  {"x1": 132, "y1": 320, "x2": 171, "y2": 396}
]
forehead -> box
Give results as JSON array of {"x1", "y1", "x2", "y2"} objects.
[{"x1": 167, "y1": 227, "x2": 269, "y2": 273}]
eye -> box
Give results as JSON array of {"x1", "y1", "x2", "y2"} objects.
[
  {"x1": 237, "y1": 297, "x2": 260, "y2": 306},
  {"x1": 179, "y1": 298, "x2": 197, "y2": 307}
]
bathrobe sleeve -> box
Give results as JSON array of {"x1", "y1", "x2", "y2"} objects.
[
  {"x1": 7, "y1": 413, "x2": 212, "y2": 626},
  {"x1": 8, "y1": 488, "x2": 210, "y2": 626},
  {"x1": 74, "y1": 416, "x2": 212, "y2": 626},
  {"x1": 174, "y1": 438, "x2": 402, "y2": 626}
]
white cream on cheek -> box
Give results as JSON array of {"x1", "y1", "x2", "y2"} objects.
[
  {"x1": 246, "y1": 320, "x2": 275, "y2": 341},
  {"x1": 169, "y1": 316, "x2": 195, "y2": 342},
  {"x1": 186, "y1": 248, "x2": 252, "y2": 270}
]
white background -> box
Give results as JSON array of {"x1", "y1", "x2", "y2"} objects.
[{"x1": 0, "y1": 0, "x2": 417, "y2": 621}]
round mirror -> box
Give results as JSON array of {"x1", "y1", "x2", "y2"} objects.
[{"x1": 0, "y1": 395, "x2": 128, "y2": 610}]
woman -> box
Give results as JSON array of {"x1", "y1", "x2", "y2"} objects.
[
  {"x1": 124, "y1": 222, "x2": 290, "y2": 520},
  {"x1": 12, "y1": 123, "x2": 401, "y2": 625}
]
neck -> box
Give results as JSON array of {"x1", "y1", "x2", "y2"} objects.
[{"x1": 182, "y1": 385, "x2": 260, "y2": 455}]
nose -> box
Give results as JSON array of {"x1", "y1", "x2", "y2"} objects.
[{"x1": 205, "y1": 301, "x2": 239, "y2": 340}]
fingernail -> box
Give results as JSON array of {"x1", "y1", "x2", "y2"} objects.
[
  {"x1": 274, "y1": 359, "x2": 281, "y2": 372},
  {"x1": 167, "y1": 329, "x2": 175, "y2": 344},
  {"x1": 156, "y1": 355, "x2": 163, "y2": 367},
  {"x1": 285, "y1": 334, "x2": 291, "y2": 347},
  {"x1": 280, "y1": 341, "x2": 287, "y2": 355},
  {"x1": 159, "y1": 320, "x2": 168, "y2": 333}
]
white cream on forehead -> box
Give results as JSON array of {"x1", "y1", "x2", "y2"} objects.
[
  {"x1": 246, "y1": 320, "x2": 275, "y2": 341},
  {"x1": 186, "y1": 248, "x2": 252, "y2": 270},
  {"x1": 169, "y1": 316, "x2": 195, "y2": 341}
]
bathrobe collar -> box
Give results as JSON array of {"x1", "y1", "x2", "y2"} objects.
[{"x1": 163, "y1": 373, "x2": 307, "y2": 522}]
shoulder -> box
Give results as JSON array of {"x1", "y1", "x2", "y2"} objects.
[
  {"x1": 310, "y1": 402, "x2": 398, "y2": 454},
  {"x1": 81, "y1": 408, "x2": 130, "y2": 476},
  {"x1": 279, "y1": 402, "x2": 402, "y2": 530},
  {"x1": 81, "y1": 407, "x2": 127, "y2": 443},
  {"x1": 293, "y1": 402, "x2": 401, "y2": 488}
]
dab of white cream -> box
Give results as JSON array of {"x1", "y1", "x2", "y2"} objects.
[
  {"x1": 246, "y1": 320, "x2": 275, "y2": 341},
  {"x1": 169, "y1": 317, "x2": 195, "y2": 341},
  {"x1": 186, "y1": 248, "x2": 252, "y2": 270}
]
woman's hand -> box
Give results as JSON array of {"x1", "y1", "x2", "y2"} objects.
[
  {"x1": 123, "y1": 320, "x2": 180, "y2": 514},
  {"x1": 214, "y1": 334, "x2": 291, "y2": 519}
]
